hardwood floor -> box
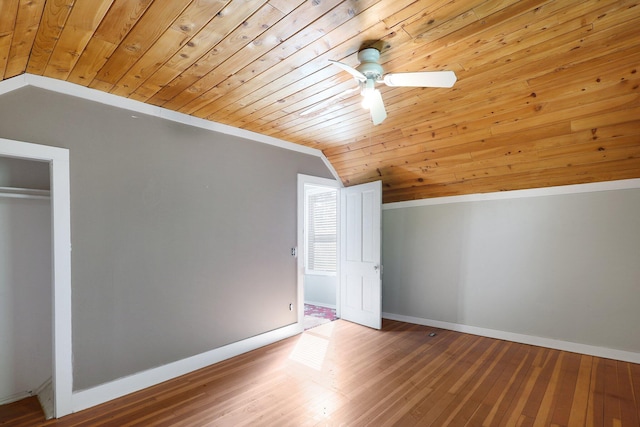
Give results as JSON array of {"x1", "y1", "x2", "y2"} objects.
[{"x1": 2, "y1": 319, "x2": 639, "y2": 426}]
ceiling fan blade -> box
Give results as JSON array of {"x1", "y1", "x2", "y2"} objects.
[
  {"x1": 383, "y1": 70, "x2": 457, "y2": 88},
  {"x1": 369, "y1": 89, "x2": 387, "y2": 125},
  {"x1": 328, "y1": 59, "x2": 367, "y2": 82}
]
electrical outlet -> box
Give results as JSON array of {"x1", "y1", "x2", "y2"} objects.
[
  {"x1": 291, "y1": 247, "x2": 297, "y2": 257},
  {"x1": 289, "y1": 303, "x2": 293, "y2": 311}
]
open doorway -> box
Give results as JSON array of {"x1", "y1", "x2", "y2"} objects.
[
  {"x1": 297, "y1": 175, "x2": 340, "y2": 330},
  {"x1": 297, "y1": 175, "x2": 382, "y2": 331}
]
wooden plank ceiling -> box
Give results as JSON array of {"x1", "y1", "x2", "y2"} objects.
[{"x1": 1, "y1": 0, "x2": 639, "y2": 203}]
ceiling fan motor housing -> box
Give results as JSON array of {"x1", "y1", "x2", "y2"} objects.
[{"x1": 356, "y1": 48, "x2": 384, "y2": 81}]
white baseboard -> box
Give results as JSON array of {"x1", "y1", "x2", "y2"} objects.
[
  {"x1": 0, "y1": 377, "x2": 53, "y2": 406},
  {"x1": 0, "y1": 390, "x2": 33, "y2": 406},
  {"x1": 382, "y1": 312, "x2": 640, "y2": 364},
  {"x1": 36, "y1": 378, "x2": 54, "y2": 420},
  {"x1": 71, "y1": 323, "x2": 303, "y2": 413}
]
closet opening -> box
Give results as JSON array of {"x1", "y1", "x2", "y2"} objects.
[
  {"x1": 0, "y1": 139, "x2": 72, "y2": 419},
  {"x1": 0, "y1": 156, "x2": 53, "y2": 418}
]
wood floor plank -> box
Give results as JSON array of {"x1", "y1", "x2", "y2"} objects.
[
  {"x1": 587, "y1": 357, "x2": 605, "y2": 427},
  {"x1": 566, "y1": 355, "x2": 593, "y2": 426},
  {"x1": 436, "y1": 341, "x2": 514, "y2": 425},
  {"x1": 604, "y1": 358, "x2": 623, "y2": 426},
  {"x1": 618, "y1": 361, "x2": 640, "y2": 427},
  {"x1": 465, "y1": 342, "x2": 529, "y2": 426},
  {"x1": 631, "y1": 363, "x2": 640, "y2": 425},
  {"x1": 2, "y1": 319, "x2": 640, "y2": 426},
  {"x1": 409, "y1": 337, "x2": 499, "y2": 425},
  {"x1": 552, "y1": 352, "x2": 582, "y2": 424}
]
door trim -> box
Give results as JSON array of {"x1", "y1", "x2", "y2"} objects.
[{"x1": 0, "y1": 139, "x2": 72, "y2": 417}]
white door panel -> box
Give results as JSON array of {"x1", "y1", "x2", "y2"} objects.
[
  {"x1": 340, "y1": 181, "x2": 382, "y2": 330},
  {"x1": 345, "y1": 274, "x2": 362, "y2": 309},
  {"x1": 345, "y1": 192, "x2": 361, "y2": 262},
  {"x1": 362, "y1": 275, "x2": 376, "y2": 312},
  {"x1": 361, "y1": 188, "x2": 376, "y2": 263}
]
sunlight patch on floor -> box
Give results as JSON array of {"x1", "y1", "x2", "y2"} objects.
[
  {"x1": 289, "y1": 333, "x2": 329, "y2": 370},
  {"x1": 289, "y1": 322, "x2": 335, "y2": 370},
  {"x1": 310, "y1": 319, "x2": 335, "y2": 337}
]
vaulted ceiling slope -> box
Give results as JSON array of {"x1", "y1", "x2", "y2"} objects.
[{"x1": 1, "y1": 0, "x2": 639, "y2": 203}]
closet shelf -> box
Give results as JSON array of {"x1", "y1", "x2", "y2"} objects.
[{"x1": 0, "y1": 186, "x2": 51, "y2": 200}]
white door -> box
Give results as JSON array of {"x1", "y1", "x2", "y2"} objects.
[{"x1": 340, "y1": 180, "x2": 382, "y2": 329}]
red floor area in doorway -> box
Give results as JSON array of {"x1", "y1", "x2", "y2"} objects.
[
  {"x1": 303, "y1": 304, "x2": 337, "y2": 330},
  {"x1": 304, "y1": 303, "x2": 337, "y2": 321}
]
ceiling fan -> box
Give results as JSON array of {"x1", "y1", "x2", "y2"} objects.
[{"x1": 302, "y1": 48, "x2": 457, "y2": 125}]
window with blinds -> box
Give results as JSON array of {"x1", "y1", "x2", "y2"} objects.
[{"x1": 305, "y1": 186, "x2": 337, "y2": 274}]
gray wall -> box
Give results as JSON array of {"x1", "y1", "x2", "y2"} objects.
[
  {"x1": 0, "y1": 86, "x2": 334, "y2": 390},
  {"x1": 303, "y1": 274, "x2": 337, "y2": 307},
  {"x1": 382, "y1": 189, "x2": 640, "y2": 354},
  {"x1": 0, "y1": 157, "x2": 50, "y2": 190}
]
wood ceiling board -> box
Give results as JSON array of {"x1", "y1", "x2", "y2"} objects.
[
  {"x1": 25, "y1": 0, "x2": 75, "y2": 75},
  {"x1": 7, "y1": 0, "x2": 47, "y2": 76},
  {"x1": 43, "y1": 0, "x2": 115, "y2": 80},
  {"x1": 1, "y1": 0, "x2": 638, "y2": 201},
  {"x1": 92, "y1": 0, "x2": 195, "y2": 88},
  {"x1": 142, "y1": 0, "x2": 280, "y2": 106},
  {"x1": 0, "y1": 0, "x2": 20, "y2": 77},
  {"x1": 65, "y1": 0, "x2": 154, "y2": 85},
  {"x1": 108, "y1": 0, "x2": 235, "y2": 97},
  {"x1": 132, "y1": 0, "x2": 277, "y2": 101},
  {"x1": 157, "y1": 0, "x2": 346, "y2": 112}
]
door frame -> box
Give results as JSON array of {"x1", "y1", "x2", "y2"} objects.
[
  {"x1": 297, "y1": 174, "x2": 342, "y2": 328},
  {"x1": 0, "y1": 138, "x2": 72, "y2": 417}
]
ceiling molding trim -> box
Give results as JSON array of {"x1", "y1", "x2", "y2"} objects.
[
  {"x1": 0, "y1": 74, "x2": 28, "y2": 97},
  {"x1": 0, "y1": 74, "x2": 340, "y2": 181},
  {"x1": 383, "y1": 178, "x2": 640, "y2": 210}
]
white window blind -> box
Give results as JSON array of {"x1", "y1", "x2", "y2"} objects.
[{"x1": 305, "y1": 188, "x2": 337, "y2": 274}]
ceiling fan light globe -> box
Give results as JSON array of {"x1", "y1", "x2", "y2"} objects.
[
  {"x1": 361, "y1": 96, "x2": 371, "y2": 110},
  {"x1": 361, "y1": 84, "x2": 376, "y2": 110}
]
